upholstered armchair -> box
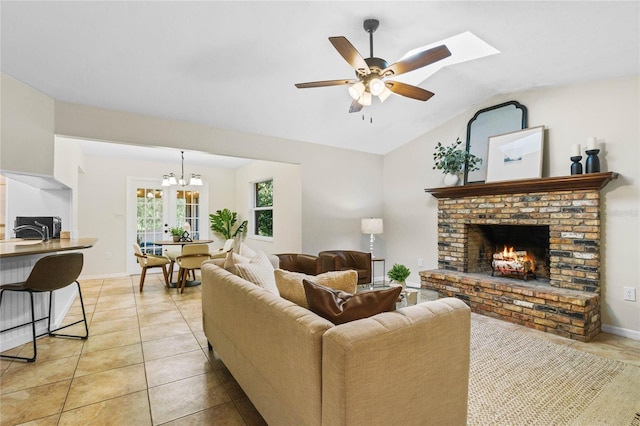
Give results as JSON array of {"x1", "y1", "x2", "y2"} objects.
[
  {"x1": 276, "y1": 253, "x2": 324, "y2": 275},
  {"x1": 318, "y1": 250, "x2": 372, "y2": 285}
]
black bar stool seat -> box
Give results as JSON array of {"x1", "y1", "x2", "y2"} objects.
[{"x1": 0, "y1": 252, "x2": 89, "y2": 362}]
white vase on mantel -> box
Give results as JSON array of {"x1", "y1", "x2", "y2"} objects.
[{"x1": 443, "y1": 173, "x2": 460, "y2": 187}]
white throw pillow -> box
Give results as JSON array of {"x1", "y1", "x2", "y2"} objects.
[
  {"x1": 250, "y1": 250, "x2": 275, "y2": 271},
  {"x1": 236, "y1": 263, "x2": 279, "y2": 296},
  {"x1": 239, "y1": 242, "x2": 257, "y2": 258}
]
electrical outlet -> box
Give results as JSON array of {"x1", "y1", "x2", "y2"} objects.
[
  {"x1": 623, "y1": 287, "x2": 636, "y2": 301},
  {"x1": 105, "y1": 251, "x2": 112, "y2": 260},
  {"x1": 417, "y1": 258, "x2": 424, "y2": 267}
]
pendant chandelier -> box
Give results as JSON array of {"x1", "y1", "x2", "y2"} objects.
[{"x1": 162, "y1": 150, "x2": 202, "y2": 187}]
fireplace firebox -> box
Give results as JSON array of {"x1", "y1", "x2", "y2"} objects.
[{"x1": 467, "y1": 224, "x2": 550, "y2": 281}]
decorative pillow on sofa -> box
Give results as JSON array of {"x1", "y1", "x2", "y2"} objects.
[
  {"x1": 274, "y1": 269, "x2": 357, "y2": 309},
  {"x1": 235, "y1": 263, "x2": 279, "y2": 296},
  {"x1": 239, "y1": 242, "x2": 257, "y2": 258},
  {"x1": 223, "y1": 249, "x2": 273, "y2": 275},
  {"x1": 302, "y1": 279, "x2": 402, "y2": 325}
]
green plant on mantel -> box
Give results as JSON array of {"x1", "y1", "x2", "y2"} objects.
[{"x1": 433, "y1": 138, "x2": 482, "y2": 175}]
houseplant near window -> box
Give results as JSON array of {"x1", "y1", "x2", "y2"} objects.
[
  {"x1": 433, "y1": 138, "x2": 482, "y2": 186},
  {"x1": 209, "y1": 208, "x2": 248, "y2": 241},
  {"x1": 387, "y1": 263, "x2": 411, "y2": 288},
  {"x1": 169, "y1": 227, "x2": 184, "y2": 242}
]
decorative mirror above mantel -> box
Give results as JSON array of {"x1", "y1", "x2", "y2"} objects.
[{"x1": 464, "y1": 101, "x2": 528, "y2": 185}]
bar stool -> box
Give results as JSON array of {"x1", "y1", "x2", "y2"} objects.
[{"x1": 0, "y1": 252, "x2": 88, "y2": 362}]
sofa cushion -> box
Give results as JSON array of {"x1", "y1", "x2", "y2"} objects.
[
  {"x1": 274, "y1": 269, "x2": 357, "y2": 309},
  {"x1": 236, "y1": 263, "x2": 279, "y2": 295},
  {"x1": 239, "y1": 242, "x2": 257, "y2": 258},
  {"x1": 302, "y1": 280, "x2": 402, "y2": 325}
]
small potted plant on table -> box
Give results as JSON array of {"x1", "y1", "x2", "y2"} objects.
[
  {"x1": 169, "y1": 227, "x2": 184, "y2": 242},
  {"x1": 387, "y1": 263, "x2": 411, "y2": 289}
]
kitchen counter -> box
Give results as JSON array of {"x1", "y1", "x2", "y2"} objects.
[{"x1": 0, "y1": 238, "x2": 97, "y2": 258}]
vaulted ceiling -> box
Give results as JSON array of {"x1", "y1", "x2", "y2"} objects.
[{"x1": 2, "y1": 1, "x2": 638, "y2": 155}]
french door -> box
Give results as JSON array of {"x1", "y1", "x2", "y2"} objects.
[{"x1": 127, "y1": 178, "x2": 208, "y2": 274}]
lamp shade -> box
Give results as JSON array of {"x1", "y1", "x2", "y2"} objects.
[{"x1": 361, "y1": 218, "x2": 383, "y2": 234}]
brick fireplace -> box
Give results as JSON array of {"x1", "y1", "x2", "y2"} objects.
[{"x1": 420, "y1": 172, "x2": 617, "y2": 342}]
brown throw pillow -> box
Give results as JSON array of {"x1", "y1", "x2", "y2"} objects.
[{"x1": 302, "y1": 279, "x2": 402, "y2": 325}]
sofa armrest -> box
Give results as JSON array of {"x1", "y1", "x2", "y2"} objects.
[{"x1": 321, "y1": 298, "x2": 470, "y2": 426}]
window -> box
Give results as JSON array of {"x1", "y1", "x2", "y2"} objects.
[{"x1": 253, "y1": 179, "x2": 273, "y2": 238}]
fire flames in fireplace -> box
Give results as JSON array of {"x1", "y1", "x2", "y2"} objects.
[{"x1": 492, "y1": 246, "x2": 536, "y2": 281}]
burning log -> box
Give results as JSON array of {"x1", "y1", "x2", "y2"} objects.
[{"x1": 491, "y1": 246, "x2": 535, "y2": 280}]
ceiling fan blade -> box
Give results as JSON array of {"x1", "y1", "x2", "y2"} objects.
[
  {"x1": 386, "y1": 81, "x2": 435, "y2": 101},
  {"x1": 329, "y1": 36, "x2": 370, "y2": 75},
  {"x1": 382, "y1": 44, "x2": 451, "y2": 77},
  {"x1": 349, "y1": 99, "x2": 364, "y2": 113},
  {"x1": 295, "y1": 79, "x2": 355, "y2": 89}
]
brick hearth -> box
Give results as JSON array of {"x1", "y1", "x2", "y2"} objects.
[{"x1": 422, "y1": 173, "x2": 617, "y2": 342}]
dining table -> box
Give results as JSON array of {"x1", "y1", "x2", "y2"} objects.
[{"x1": 154, "y1": 239, "x2": 213, "y2": 288}]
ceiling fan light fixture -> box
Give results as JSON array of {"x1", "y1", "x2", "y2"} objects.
[
  {"x1": 378, "y1": 86, "x2": 392, "y2": 103},
  {"x1": 361, "y1": 91, "x2": 372, "y2": 106},
  {"x1": 348, "y1": 81, "x2": 365, "y2": 100},
  {"x1": 369, "y1": 77, "x2": 385, "y2": 96}
]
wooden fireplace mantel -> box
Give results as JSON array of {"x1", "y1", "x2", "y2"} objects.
[{"x1": 425, "y1": 172, "x2": 618, "y2": 199}]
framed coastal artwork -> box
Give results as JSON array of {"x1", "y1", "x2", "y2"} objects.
[{"x1": 485, "y1": 126, "x2": 544, "y2": 182}]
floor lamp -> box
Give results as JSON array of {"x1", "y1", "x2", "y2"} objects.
[{"x1": 361, "y1": 218, "x2": 383, "y2": 258}]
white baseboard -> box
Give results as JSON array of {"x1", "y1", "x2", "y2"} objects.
[
  {"x1": 79, "y1": 272, "x2": 130, "y2": 280},
  {"x1": 601, "y1": 323, "x2": 640, "y2": 340}
]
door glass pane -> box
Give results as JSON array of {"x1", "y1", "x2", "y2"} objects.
[
  {"x1": 177, "y1": 189, "x2": 200, "y2": 239},
  {"x1": 136, "y1": 187, "x2": 163, "y2": 254}
]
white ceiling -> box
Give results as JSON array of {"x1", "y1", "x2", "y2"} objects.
[{"x1": 2, "y1": 1, "x2": 638, "y2": 155}]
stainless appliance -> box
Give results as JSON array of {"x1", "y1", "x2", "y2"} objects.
[{"x1": 14, "y1": 216, "x2": 62, "y2": 239}]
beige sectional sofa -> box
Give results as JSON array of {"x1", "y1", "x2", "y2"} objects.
[{"x1": 201, "y1": 262, "x2": 471, "y2": 425}]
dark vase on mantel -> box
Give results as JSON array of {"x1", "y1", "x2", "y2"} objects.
[
  {"x1": 585, "y1": 149, "x2": 600, "y2": 173},
  {"x1": 570, "y1": 156, "x2": 583, "y2": 175}
]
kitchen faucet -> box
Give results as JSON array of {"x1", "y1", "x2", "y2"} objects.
[{"x1": 13, "y1": 221, "x2": 50, "y2": 241}]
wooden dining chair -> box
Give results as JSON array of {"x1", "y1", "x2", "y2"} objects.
[
  {"x1": 133, "y1": 243, "x2": 171, "y2": 291},
  {"x1": 176, "y1": 244, "x2": 211, "y2": 293}
]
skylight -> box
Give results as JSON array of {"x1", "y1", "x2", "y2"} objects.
[{"x1": 393, "y1": 31, "x2": 500, "y2": 87}]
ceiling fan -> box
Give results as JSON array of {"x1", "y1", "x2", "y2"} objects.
[{"x1": 295, "y1": 18, "x2": 451, "y2": 113}]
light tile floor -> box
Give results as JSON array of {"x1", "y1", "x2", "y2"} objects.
[{"x1": 1, "y1": 275, "x2": 639, "y2": 425}]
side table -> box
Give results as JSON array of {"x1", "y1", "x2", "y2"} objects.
[{"x1": 371, "y1": 258, "x2": 386, "y2": 288}]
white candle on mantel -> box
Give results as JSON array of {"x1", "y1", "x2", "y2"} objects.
[
  {"x1": 571, "y1": 144, "x2": 581, "y2": 157},
  {"x1": 587, "y1": 137, "x2": 597, "y2": 150}
]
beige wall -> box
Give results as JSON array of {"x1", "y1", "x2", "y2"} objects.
[
  {"x1": 54, "y1": 102, "x2": 384, "y2": 256},
  {"x1": 383, "y1": 76, "x2": 640, "y2": 336},
  {"x1": 235, "y1": 160, "x2": 302, "y2": 254},
  {"x1": 76, "y1": 150, "x2": 238, "y2": 276},
  {"x1": 0, "y1": 74, "x2": 55, "y2": 176}
]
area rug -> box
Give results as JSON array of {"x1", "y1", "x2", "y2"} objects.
[{"x1": 467, "y1": 318, "x2": 640, "y2": 425}]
